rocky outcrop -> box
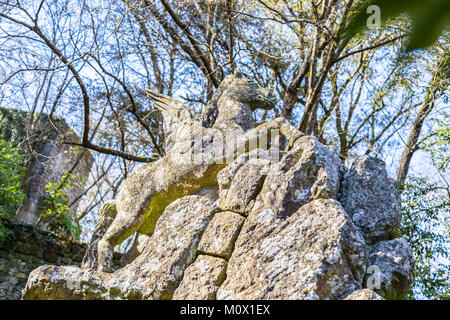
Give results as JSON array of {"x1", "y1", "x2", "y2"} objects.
[
  {"x1": 23, "y1": 133, "x2": 414, "y2": 300},
  {"x1": 216, "y1": 199, "x2": 367, "y2": 300}
]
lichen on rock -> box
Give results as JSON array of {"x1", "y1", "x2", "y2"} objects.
[
  {"x1": 24, "y1": 196, "x2": 218, "y2": 300},
  {"x1": 172, "y1": 255, "x2": 227, "y2": 300},
  {"x1": 344, "y1": 289, "x2": 384, "y2": 300},
  {"x1": 216, "y1": 199, "x2": 367, "y2": 300}
]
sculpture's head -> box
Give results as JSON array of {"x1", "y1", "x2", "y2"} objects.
[{"x1": 225, "y1": 69, "x2": 277, "y2": 110}]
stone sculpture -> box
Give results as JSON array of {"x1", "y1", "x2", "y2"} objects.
[
  {"x1": 23, "y1": 71, "x2": 414, "y2": 300},
  {"x1": 84, "y1": 69, "x2": 302, "y2": 272}
]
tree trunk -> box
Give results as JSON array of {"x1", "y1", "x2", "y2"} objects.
[{"x1": 397, "y1": 101, "x2": 434, "y2": 187}]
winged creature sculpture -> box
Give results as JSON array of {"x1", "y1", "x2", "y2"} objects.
[{"x1": 82, "y1": 69, "x2": 303, "y2": 272}]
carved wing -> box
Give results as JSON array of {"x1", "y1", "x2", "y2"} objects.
[{"x1": 145, "y1": 89, "x2": 196, "y2": 152}]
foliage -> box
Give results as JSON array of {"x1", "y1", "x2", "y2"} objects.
[
  {"x1": 345, "y1": 0, "x2": 450, "y2": 50},
  {"x1": 401, "y1": 117, "x2": 450, "y2": 299},
  {"x1": 401, "y1": 176, "x2": 449, "y2": 300},
  {"x1": 42, "y1": 171, "x2": 82, "y2": 240},
  {"x1": 423, "y1": 113, "x2": 450, "y2": 171},
  {"x1": 0, "y1": 139, "x2": 25, "y2": 243}
]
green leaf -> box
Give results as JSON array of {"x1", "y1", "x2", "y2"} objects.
[{"x1": 343, "y1": 0, "x2": 450, "y2": 51}]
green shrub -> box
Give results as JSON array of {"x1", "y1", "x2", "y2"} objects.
[
  {"x1": 0, "y1": 139, "x2": 25, "y2": 243},
  {"x1": 42, "y1": 171, "x2": 82, "y2": 240}
]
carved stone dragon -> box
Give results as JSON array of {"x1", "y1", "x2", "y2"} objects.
[{"x1": 82, "y1": 70, "x2": 303, "y2": 272}]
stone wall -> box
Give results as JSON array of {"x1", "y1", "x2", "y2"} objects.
[
  {"x1": 0, "y1": 222, "x2": 122, "y2": 300},
  {"x1": 0, "y1": 222, "x2": 87, "y2": 300}
]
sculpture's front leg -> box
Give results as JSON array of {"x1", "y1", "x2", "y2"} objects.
[
  {"x1": 273, "y1": 117, "x2": 305, "y2": 149},
  {"x1": 81, "y1": 200, "x2": 117, "y2": 270}
]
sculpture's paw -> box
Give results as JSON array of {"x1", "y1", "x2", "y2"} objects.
[
  {"x1": 97, "y1": 264, "x2": 112, "y2": 273},
  {"x1": 81, "y1": 261, "x2": 92, "y2": 270}
]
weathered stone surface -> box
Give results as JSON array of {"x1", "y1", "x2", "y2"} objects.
[
  {"x1": 344, "y1": 289, "x2": 384, "y2": 300},
  {"x1": 127, "y1": 196, "x2": 219, "y2": 299},
  {"x1": 193, "y1": 185, "x2": 219, "y2": 201},
  {"x1": 198, "y1": 211, "x2": 245, "y2": 258},
  {"x1": 93, "y1": 71, "x2": 302, "y2": 272},
  {"x1": 217, "y1": 199, "x2": 368, "y2": 300},
  {"x1": 23, "y1": 266, "x2": 109, "y2": 300},
  {"x1": 23, "y1": 137, "x2": 416, "y2": 300},
  {"x1": 173, "y1": 255, "x2": 227, "y2": 300},
  {"x1": 363, "y1": 238, "x2": 415, "y2": 299},
  {"x1": 218, "y1": 150, "x2": 273, "y2": 215},
  {"x1": 23, "y1": 196, "x2": 218, "y2": 299},
  {"x1": 339, "y1": 155, "x2": 401, "y2": 243},
  {"x1": 258, "y1": 136, "x2": 341, "y2": 217}
]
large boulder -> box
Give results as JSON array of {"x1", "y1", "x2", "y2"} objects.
[
  {"x1": 216, "y1": 199, "x2": 367, "y2": 300},
  {"x1": 339, "y1": 155, "x2": 401, "y2": 244},
  {"x1": 258, "y1": 136, "x2": 341, "y2": 218},
  {"x1": 198, "y1": 211, "x2": 245, "y2": 259}
]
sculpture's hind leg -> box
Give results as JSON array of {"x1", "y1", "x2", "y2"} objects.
[{"x1": 97, "y1": 210, "x2": 145, "y2": 272}]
